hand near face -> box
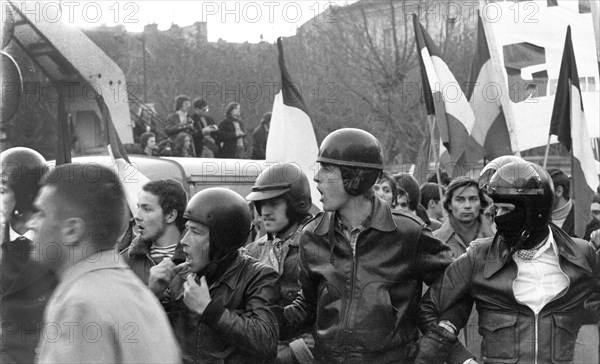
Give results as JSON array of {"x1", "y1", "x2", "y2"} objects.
[
  {"x1": 183, "y1": 274, "x2": 211, "y2": 315},
  {"x1": 148, "y1": 258, "x2": 187, "y2": 296}
]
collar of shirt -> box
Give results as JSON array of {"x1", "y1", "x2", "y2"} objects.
[
  {"x1": 512, "y1": 227, "x2": 555, "y2": 261},
  {"x1": 9, "y1": 225, "x2": 34, "y2": 241}
]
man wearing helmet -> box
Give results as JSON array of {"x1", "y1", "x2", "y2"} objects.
[
  {"x1": 283, "y1": 128, "x2": 453, "y2": 363},
  {"x1": 245, "y1": 163, "x2": 314, "y2": 363},
  {"x1": 417, "y1": 160, "x2": 600, "y2": 364},
  {"x1": 0, "y1": 147, "x2": 58, "y2": 364},
  {"x1": 151, "y1": 187, "x2": 282, "y2": 364}
]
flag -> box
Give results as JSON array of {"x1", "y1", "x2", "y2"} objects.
[
  {"x1": 97, "y1": 95, "x2": 150, "y2": 216},
  {"x1": 412, "y1": 14, "x2": 482, "y2": 177},
  {"x1": 480, "y1": 0, "x2": 599, "y2": 152},
  {"x1": 266, "y1": 38, "x2": 321, "y2": 210},
  {"x1": 549, "y1": 26, "x2": 600, "y2": 238},
  {"x1": 466, "y1": 15, "x2": 513, "y2": 160}
]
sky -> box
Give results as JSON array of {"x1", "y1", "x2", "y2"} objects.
[{"x1": 56, "y1": 0, "x2": 356, "y2": 43}]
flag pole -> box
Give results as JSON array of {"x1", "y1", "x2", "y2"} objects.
[
  {"x1": 428, "y1": 114, "x2": 444, "y2": 200},
  {"x1": 542, "y1": 135, "x2": 552, "y2": 169}
]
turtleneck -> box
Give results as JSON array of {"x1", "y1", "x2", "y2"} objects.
[
  {"x1": 551, "y1": 198, "x2": 572, "y2": 228},
  {"x1": 449, "y1": 214, "x2": 480, "y2": 247}
]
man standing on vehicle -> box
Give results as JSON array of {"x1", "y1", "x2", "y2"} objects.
[{"x1": 283, "y1": 128, "x2": 453, "y2": 363}]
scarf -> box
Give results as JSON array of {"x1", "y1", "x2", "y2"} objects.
[{"x1": 449, "y1": 215, "x2": 480, "y2": 247}]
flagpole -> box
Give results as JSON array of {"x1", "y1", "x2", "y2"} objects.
[
  {"x1": 542, "y1": 135, "x2": 552, "y2": 169},
  {"x1": 428, "y1": 114, "x2": 444, "y2": 200}
]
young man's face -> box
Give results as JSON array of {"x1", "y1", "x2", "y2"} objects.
[
  {"x1": 397, "y1": 194, "x2": 410, "y2": 212},
  {"x1": 260, "y1": 197, "x2": 290, "y2": 234},
  {"x1": 181, "y1": 100, "x2": 191, "y2": 113},
  {"x1": 373, "y1": 180, "x2": 394, "y2": 206},
  {"x1": 429, "y1": 199, "x2": 444, "y2": 219},
  {"x1": 449, "y1": 185, "x2": 481, "y2": 224},
  {"x1": 0, "y1": 178, "x2": 16, "y2": 224},
  {"x1": 591, "y1": 202, "x2": 600, "y2": 220},
  {"x1": 147, "y1": 137, "x2": 157, "y2": 150},
  {"x1": 29, "y1": 186, "x2": 66, "y2": 267},
  {"x1": 135, "y1": 190, "x2": 168, "y2": 242},
  {"x1": 231, "y1": 105, "x2": 241, "y2": 119},
  {"x1": 315, "y1": 163, "x2": 350, "y2": 212},
  {"x1": 181, "y1": 220, "x2": 210, "y2": 273}
]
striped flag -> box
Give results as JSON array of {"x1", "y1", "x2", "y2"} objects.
[
  {"x1": 549, "y1": 26, "x2": 600, "y2": 237},
  {"x1": 412, "y1": 14, "x2": 482, "y2": 177},
  {"x1": 97, "y1": 95, "x2": 150, "y2": 216},
  {"x1": 466, "y1": 15, "x2": 513, "y2": 160},
  {"x1": 266, "y1": 37, "x2": 321, "y2": 210}
]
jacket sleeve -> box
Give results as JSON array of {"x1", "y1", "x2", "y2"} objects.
[
  {"x1": 200, "y1": 266, "x2": 282, "y2": 359},
  {"x1": 165, "y1": 114, "x2": 194, "y2": 137},
  {"x1": 417, "y1": 225, "x2": 453, "y2": 286},
  {"x1": 420, "y1": 245, "x2": 478, "y2": 364},
  {"x1": 283, "y1": 231, "x2": 318, "y2": 338}
]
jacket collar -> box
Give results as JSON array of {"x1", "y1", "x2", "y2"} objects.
[
  {"x1": 314, "y1": 196, "x2": 397, "y2": 236},
  {"x1": 128, "y1": 234, "x2": 151, "y2": 257},
  {"x1": 483, "y1": 223, "x2": 592, "y2": 278},
  {"x1": 435, "y1": 215, "x2": 494, "y2": 246},
  {"x1": 210, "y1": 254, "x2": 245, "y2": 290}
]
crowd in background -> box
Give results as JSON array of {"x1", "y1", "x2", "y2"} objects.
[{"x1": 129, "y1": 95, "x2": 271, "y2": 160}]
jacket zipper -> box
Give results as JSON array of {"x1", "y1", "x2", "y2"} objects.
[{"x1": 341, "y1": 231, "x2": 360, "y2": 358}]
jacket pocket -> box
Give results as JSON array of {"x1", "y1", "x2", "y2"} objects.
[
  {"x1": 551, "y1": 313, "x2": 580, "y2": 363},
  {"x1": 315, "y1": 284, "x2": 341, "y2": 344},
  {"x1": 354, "y1": 283, "x2": 397, "y2": 351},
  {"x1": 478, "y1": 310, "x2": 519, "y2": 363}
]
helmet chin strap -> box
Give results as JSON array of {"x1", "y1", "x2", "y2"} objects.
[
  {"x1": 196, "y1": 249, "x2": 238, "y2": 286},
  {"x1": 506, "y1": 228, "x2": 531, "y2": 258}
]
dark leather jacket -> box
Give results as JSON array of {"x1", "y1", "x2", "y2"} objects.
[
  {"x1": 284, "y1": 197, "x2": 452, "y2": 363},
  {"x1": 1, "y1": 237, "x2": 58, "y2": 364},
  {"x1": 165, "y1": 253, "x2": 282, "y2": 364},
  {"x1": 421, "y1": 224, "x2": 600, "y2": 364}
]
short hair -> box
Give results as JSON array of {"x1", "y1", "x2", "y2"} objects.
[
  {"x1": 420, "y1": 182, "x2": 445, "y2": 209},
  {"x1": 192, "y1": 97, "x2": 207, "y2": 110},
  {"x1": 225, "y1": 102, "x2": 240, "y2": 117},
  {"x1": 376, "y1": 171, "x2": 398, "y2": 207},
  {"x1": 394, "y1": 173, "x2": 420, "y2": 212},
  {"x1": 142, "y1": 179, "x2": 188, "y2": 231},
  {"x1": 547, "y1": 168, "x2": 570, "y2": 200},
  {"x1": 443, "y1": 176, "x2": 488, "y2": 214},
  {"x1": 140, "y1": 132, "x2": 155, "y2": 149},
  {"x1": 261, "y1": 112, "x2": 272, "y2": 125},
  {"x1": 174, "y1": 95, "x2": 190, "y2": 111},
  {"x1": 41, "y1": 164, "x2": 127, "y2": 250}
]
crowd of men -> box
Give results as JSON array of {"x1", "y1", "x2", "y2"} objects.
[{"x1": 1, "y1": 127, "x2": 599, "y2": 364}]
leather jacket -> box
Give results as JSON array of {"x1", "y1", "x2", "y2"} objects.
[
  {"x1": 421, "y1": 224, "x2": 600, "y2": 364},
  {"x1": 284, "y1": 197, "x2": 452, "y2": 363},
  {"x1": 165, "y1": 253, "x2": 282, "y2": 364}
]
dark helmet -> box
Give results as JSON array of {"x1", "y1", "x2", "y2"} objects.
[
  {"x1": 246, "y1": 163, "x2": 311, "y2": 215},
  {"x1": 0, "y1": 147, "x2": 48, "y2": 214},
  {"x1": 479, "y1": 155, "x2": 523, "y2": 191},
  {"x1": 317, "y1": 128, "x2": 384, "y2": 170},
  {"x1": 184, "y1": 187, "x2": 251, "y2": 256},
  {"x1": 317, "y1": 128, "x2": 384, "y2": 196},
  {"x1": 487, "y1": 161, "x2": 554, "y2": 248}
]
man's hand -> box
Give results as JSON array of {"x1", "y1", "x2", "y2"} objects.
[
  {"x1": 590, "y1": 229, "x2": 600, "y2": 249},
  {"x1": 148, "y1": 258, "x2": 187, "y2": 296},
  {"x1": 183, "y1": 275, "x2": 211, "y2": 315},
  {"x1": 414, "y1": 324, "x2": 459, "y2": 364}
]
